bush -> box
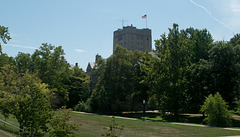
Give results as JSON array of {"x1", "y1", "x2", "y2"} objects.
[
  {"x1": 201, "y1": 92, "x2": 232, "y2": 127},
  {"x1": 74, "y1": 98, "x2": 92, "y2": 112},
  {"x1": 102, "y1": 116, "x2": 124, "y2": 137},
  {"x1": 50, "y1": 106, "x2": 79, "y2": 137}
]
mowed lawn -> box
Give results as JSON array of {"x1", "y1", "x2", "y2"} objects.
[
  {"x1": 1, "y1": 111, "x2": 240, "y2": 137},
  {"x1": 69, "y1": 112, "x2": 240, "y2": 137}
]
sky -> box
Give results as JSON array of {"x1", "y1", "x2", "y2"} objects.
[{"x1": 1, "y1": 0, "x2": 240, "y2": 70}]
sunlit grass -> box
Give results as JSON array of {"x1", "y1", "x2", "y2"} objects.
[
  {"x1": 0, "y1": 111, "x2": 240, "y2": 137},
  {"x1": 70, "y1": 112, "x2": 240, "y2": 137}
]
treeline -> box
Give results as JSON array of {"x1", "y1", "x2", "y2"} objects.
[
  {"x1": 1, "y1": 23, "x2": 240, "y2": 125},
  {"x1": 0, "y1": 25, "x2": 87, "y2": 136},
  {"x1": 0, "y1": 43, "x2": 90, "y2": 108},
  {"x1": 77, "y1": 24, "x2": 240, "y2": 119}
]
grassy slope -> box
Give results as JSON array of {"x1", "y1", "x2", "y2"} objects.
[
  {"x1": 0, "y1": 114, "x2": 19, "y2": 136},
  {"x1": 0, "y1": 132, "x2": 10, "y2": 137},
  {"x1": 70, "y1": 112, "x2": 240, "y2": 137},
  {"x1": 0, "y1": 112, "x2": 240, "y2": 137}
]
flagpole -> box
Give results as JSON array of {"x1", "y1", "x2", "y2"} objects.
[
  {"x1": 146, "y1": 16, "x2": 147, "y2": 28},
  {"x1": 142, "y1": 14, "x2": 147, "y2": 28}
]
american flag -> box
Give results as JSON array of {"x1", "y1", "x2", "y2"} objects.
[{"x1": 142, "y1": 14, "x2": 147, "y2": 19}]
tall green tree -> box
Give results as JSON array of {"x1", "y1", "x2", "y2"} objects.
[
  {"x1": 91, "y1": 45, "x2": 143, "y2": 112},
  {"x1": 208, "y1": 42, "x2": 240, "y2": 109},
  {"x1": 186, "y1": 59, "x2": 214, "y2": 113},
  {"x1": 67, "y1": 65, "x2": 90, "y2": 108},
  {"x1": 15, "y1": 52, "x2": 31, "y2": 73},
  {"x1": 0, "y1": 65, "x2": 53, "y2": 137},
  {"x1": 154, "y1": 24, "x2": 192, "y2": 120},
  {"x1": 132, "y1": 51, "x2": 154, "y2": 110},
  {"x1": 181, "y1": 28, "x2": 213, "y2": 113},
  {"x1": 31, "y1": 43, "x2": 72, "y2": 107},
  {"x1": 181, "y1": 27, "x2": 213, "y2": 63},
  {"x1": 0, "y1": 25, "x2": 11, "y2": 54}
]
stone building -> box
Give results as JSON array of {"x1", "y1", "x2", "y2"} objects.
[
  {"x1": 113, "y1": 25, "x2": 152, "y2": 52},
  {"x1": 86, "y1": 54, "x2": 102, "y2": 91}
]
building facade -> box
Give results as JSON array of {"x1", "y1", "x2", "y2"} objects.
[
  {"x1": 113, "y1": 25, "x2": 152, "y2": 52},
  {"x1": 86, "y1": 54, "x2": 102, "y2": 91}
]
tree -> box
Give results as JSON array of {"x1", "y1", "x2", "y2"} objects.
[
  {"x1": 153, "y1": 24, "x2": 192, "y2": 120},
  {"x1": 208, "y1": 42, "x2": 239, "y2": 109},
  {"x1": 132, "y1": 51, "x2": 154, "y2": 110},
  {"x1": 233, "y1": 45, "x2": 240, "y2": 110},
  {"x1": 229, "y1": 33, "x2": 240, "y2": 47},
  {"x1": 15, "y1": 52, "x2": 31, "y2": 73},
  {"x1": 181, "y1": 27, "x2": 213, "y2": 63},
  {"x1": 0, "y1": 25, "x2": 11, "y2": 54},
  {"x1": 67, "y1": 65, "x2": 90, "y2": 109},
  {"x1": 0, "y1": 53, "x2": 14, "y2": 69},
  {"x1": 185, "y1": 59, "x2": 213, "y2": 113},
  {"x1": 91, "y1": 45, "x2": 143, "y2": 112},
  {"x1": 50, "y1": 106, "x2": 79, "y2": 137},
  {"x1": 201, "y1": 92, "x2": 232, "y2": 127},
  {"x1": 31, "y1": 43, "x2": 72, "y2": 107},
  {"x1": 0, "y1": 65, "x2": 53, "y2": 136}
]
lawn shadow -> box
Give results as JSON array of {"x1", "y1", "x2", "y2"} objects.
[
  {"x1": 111, "y1": 111, "x2": 240, "y2": 128},
  {"x1": 231, "y1": 118, "x2": 240, "y2": 127},
  {"x1": 119, "y1": 112, "x2": 204, "y2": 124}
]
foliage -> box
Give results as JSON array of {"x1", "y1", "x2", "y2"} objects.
[
  {"x1": 102, "y1": 116, "x2": 124, "y2": 137},
  {"x1": 208, "y1": 42, "x2": 240, "y2": 109},
  {"x1": 201, "y1": 92, "x2": 232, "y2": 127},
  {"x1": 67, "y1": 65, "x2": 90, "y2": 109},
  {"x1": 74, "y1": 98, "x2": 92, "y2": 112},
  {"x1": 185, "y1": 41, "x2": 240, "y2": 112},
  {"x1": 15, "y1": 52, "x2": 31, "y2": 73},
  {"x1": 153, "y1": 24, "x2": 192, "y2": 120},
  {"x1": 30, "y1": 43, "x2": 72, "y2": 107},
  {"x1": 229, "y1": 33, "x2": 240, "y2": 47},
  {"x1": 0, "y1": 25, "x2": 11, "y2": 54},
  {"x1": 50, "y1": 106, "x2": 79, "y2": 137},
  {"x1": 0, "y1": 53, "x2": 14, "y2": 69},
  {"x1": 181, "y1": 27, "x2": 213, "y2": 63},
  {"x1": 0, "y1": 65, "x2": 53, "y2": 136},
  {"x1": 131, "y1": 51, "x2": 153, "y2": 110},
  {"x1": 185, "y1": 59, "x2": 213, "y2": 113},
  {"x1": 91, "y1": 45, "x2": 144, "y2": 112},
  {"x1": 13, "y1": 43, "x2": 90, "y2": 109}
]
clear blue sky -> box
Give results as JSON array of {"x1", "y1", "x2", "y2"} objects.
[{"x1": 2, "y1": 0, "x2": 240, "y2": 70}]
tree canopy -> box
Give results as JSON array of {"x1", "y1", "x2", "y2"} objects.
[
  {"x1": 0, "y1": 25, "x2": 11, "y2": 54},
  {"x1": 0, "y1": 65, "x2": 53, "y2": 136}
]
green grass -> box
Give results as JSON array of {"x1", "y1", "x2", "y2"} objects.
[
  {"x1": 70, "y1": 112, "x2": 240, "y2": 137},
  {"x1": 0, "y1": 114, "x2": 19, "y2": 136},
  {"x1": 1, "y1": 112, "x2": 240, "y2": 137},
  {"x1": 0, "y1": 131, "x2": 11, "y2": 137}
]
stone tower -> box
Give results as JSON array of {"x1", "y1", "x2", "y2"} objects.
[{"x1": 113, "y1": 25, "x2": 152, "y2": 52}]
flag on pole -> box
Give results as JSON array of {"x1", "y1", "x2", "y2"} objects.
[{"x1": 142, "y1": 14, "x2": 147, "y2": 19}]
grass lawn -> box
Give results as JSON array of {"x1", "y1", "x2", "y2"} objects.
[
  {"x1": 0, "y1": 111, "x2": 240, "y2": 137},
  {"x1": 0, "y1": 114, "x2": 19, "y2": 136},
  {"x1": 70, "y1": 112, "x2": 240, "y2": 137},
  {"x1": 0, "y1": 131, "x2": 11, "y2": 137}
]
